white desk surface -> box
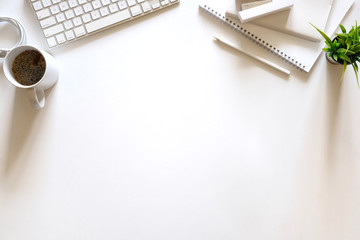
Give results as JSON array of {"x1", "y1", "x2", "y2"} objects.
[{"x1": 1, "y1": 1, "x2": 360, "y2": 239}]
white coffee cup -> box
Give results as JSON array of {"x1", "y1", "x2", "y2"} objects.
[{"x1": 3, "y1": 45, "x2": 59, "y2": 109}]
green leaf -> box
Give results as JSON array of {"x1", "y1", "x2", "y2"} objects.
[
  {"x1": 340, "y1": 24, "x2": 347, "y2": 33},
  {"x1": 336, "y1": 33, "x2": 348, "y2": 38},
  {"x1": 353, "y1": 61, "x2": 359, "y2": 72},
  {"x1": 350, "y1": 44, "x2": 360, "y2": 53},
  {"x1": 337, "y1": 48, "x2": 349, "y2": 53},
  {"x1": 338, "y1": 53, "x2": 352, "y2": 63},
  {"x1": 325, "y1": 40, "x2": 332, "y2": 48},
  {"x1": 334, "y1": 40, "x2": 341, "y2": 48},
  {"x1": 333, "y1": 54, "x2": 338, "y2": 61},
  {"x1": 346, "y1": 42, "x2": 351, "y2": 49},
  {"x1": 310, "y1": 23, "x2": 333, "y2": 47},
  {"x1": 338, "y1": 48, "x2": 355, "y2": 55}
]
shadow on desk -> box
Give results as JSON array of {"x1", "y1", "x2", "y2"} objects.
[
  {"x1": 325, "y1": 62, "x2": 343, "y2": 162},
  {"x1": 1, "y1": 89, "x2": 39, "y2": 187}
]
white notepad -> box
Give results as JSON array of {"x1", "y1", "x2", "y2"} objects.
[
  {"x1": 226, "y1": 0, "x2": 333, "y2": 42},
  {"x1": 201, "y1": 0, "x2": 354, "y2": 72},
  {"x1": 238, "y1": 0, "x2": 294, "y2": 23}
]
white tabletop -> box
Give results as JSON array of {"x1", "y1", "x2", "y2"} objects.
[{"x1": 1, "y1": 1, "x2": 360, "y2": 239}]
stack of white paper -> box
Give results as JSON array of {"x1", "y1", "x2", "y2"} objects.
[
  {"x1": 238, "y1": 0, "x2": 294, "y2": 23},
  {"x1": 226, "y1": 0, "x2": 333, "y2": 42}
]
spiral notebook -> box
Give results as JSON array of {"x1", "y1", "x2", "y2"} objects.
[{"x1": 199, "y1": 0, "x2": 354, "y2": 72}]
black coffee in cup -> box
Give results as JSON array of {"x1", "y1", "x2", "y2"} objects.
[{"x1": 11, "y1": 50, "x2": 46, "y2": 86}]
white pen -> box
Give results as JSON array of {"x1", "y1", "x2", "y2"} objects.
[{"x1": 213, "y1": 36, "x2": 290, "y2": 76}]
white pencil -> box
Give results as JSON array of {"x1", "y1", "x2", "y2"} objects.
[{"x1": 213, "y1": 36, "x2": 290, "y2": 76}]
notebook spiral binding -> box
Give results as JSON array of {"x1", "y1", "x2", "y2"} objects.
[{"x1": 199, "y1": 4, "x2": 306, "y2": 71}]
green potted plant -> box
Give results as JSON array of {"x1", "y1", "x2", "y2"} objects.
[{"x1": 311, "y1": 23, "x2": 360, "y2": 86}]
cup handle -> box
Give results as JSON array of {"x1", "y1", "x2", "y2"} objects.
[{"x1": 27, "y1": 87, "x2": 45, "y2": 109}]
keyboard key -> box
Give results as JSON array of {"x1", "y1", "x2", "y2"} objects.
[
  {"x1": 101, "y1": 0, "x2": 111, "y2": 5},
  {"x1": 40, "y1": 16, "x2": 56, "y2": 28},
  {"x1": 74, "y1": 6, "x2": 84, "y2": 16},
  {"x1": 118, "y1": 0, "x2": 127, "y2": 9},
  {"x1": 83, "y1": 3, "x2": 93, "y2": 12},
  {"x1": 44, "y1": 24, "x2": 64, "y2": 37},
  {"x1": 32, "y1": 1, "x2": 43, "y2": 11},
  {"x1": 59, "y1": 1, "x2": 69, "y2": 11},
  {"x1": 73, "y1": 17, "x2": 83, "y2": 26},
  {"x1": 92, "y1": 0, "x2": 101, "y2": 9},
  {"x1": 82, "y1": 13, "x2": 92, "y2": 23},
  {"x1": 109, "y1": 4, "x2": 119, "y2": 13},
  {"x1": 65, "y1": 30, "x2": 75, "y2": 40},
  {"x1": 74, "y1": 26, "x2": 86, "y2": 37},
  {"x1": 47, "y1": 36, "x2": 57, "y2": 47},
  {"x1": 42, "y1": 0, "x2": 52, "y2": 7},
  {"x1": 160, "y1": 0, "x2": 169, "y2": 6},
  {"x1": 78, "y1": 0, "x2": 87, "y2": 4},
  {"x1": 56, "y1": 33, "x2": 66, "y2": 44},
  {"x1": 50, "y1": 5, "x2": 60, "y2": 14},
  {"x1": 141, "y1": 2, "x2": 151, "y2": 12},
  {"x1": 65, "y1": 9, "x2": 75, "y2": 19},
  {"x1": 68, "y1": 0, "x2": 78, "y2": 8},
  {"x1": 127, "y1": 0, "x2": 136, "y2": 6},
  {"x1": 55, "y1": 12, "x2": 66, "y2": 22},
  {"x1": 130, "y1": 5, "x2": 142, "y2": 16},
  {"x1": 36, "y1": 8, "x2": 51, "y2": 19},
  {"x1": 152, "y1": 3, "x2": 160, "y2": 9},
  {"x1": 85, "y1": 9, "x2": 131, "y2": 33},
  {"x1": 91, "y1": 10, "x2": 101, "y2": 19},
  {"x1": 100, "y1": 7, "x2": 110, "y2": 16},
  {"x1": 64, "y1": 20, "x2": 74, "y2": 29}
]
